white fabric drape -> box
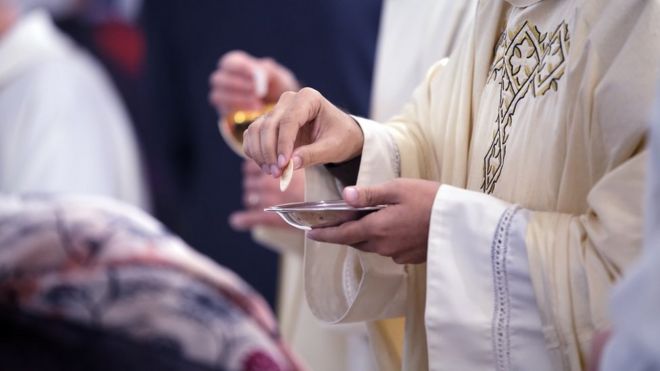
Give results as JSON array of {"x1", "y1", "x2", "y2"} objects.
[{"x1": 0, "y1": 10, "x2": 148, "y2": 209}]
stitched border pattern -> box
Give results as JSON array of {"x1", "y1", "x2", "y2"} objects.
[{"x1": 491, "y1": 205, "x2": 522, "y2": 371}]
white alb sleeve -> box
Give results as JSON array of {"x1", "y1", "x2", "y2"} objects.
[
  {"x1": 425, "y1": 185, "x2": 556, "y2": 371},
  {"x1": 304, "y1": 116, "x2": 406, "y2": 324}
]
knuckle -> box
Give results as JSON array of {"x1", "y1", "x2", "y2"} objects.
[
  {"x1": 298, "y1": 87, "x2": 320, "y2": 101},
  {"x1": 279, "y1": 91, "x2": 295, "y2": 102},
  {"x1": 221, "y1": 50, "x2": 244, "y2": 64},
  {"x1": 301, "y1": 150, "x2": 314, "y2": 166},
  {"x1": 257, "y1": 119, "x2": 269, "y2": 135},
  {"x1": 299, "y1": 86, "x2": 318, "y2": 96},
  {"x1": 260, "y1": 57, "x2": 276, "y2": 69}
]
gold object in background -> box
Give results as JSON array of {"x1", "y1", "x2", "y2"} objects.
[{"x1": 219, "y1": 105, "x2": 273, "y2": 157}]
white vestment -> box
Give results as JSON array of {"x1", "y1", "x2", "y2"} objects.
[
  {"x1": 304, "y1": 0, "x2": 660, "y2": 370},
  {"x1": 252, "y1": 1, "x2": 474, "y2": 370},
  {"x1": 601, "y1": 80, "x2": 660, "y2": 371},
  {"x1": 0, "y1": 10, "x2": 148, "y2": 209}
]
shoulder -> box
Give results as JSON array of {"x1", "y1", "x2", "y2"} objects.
[
  {"x1": 16, "y1": 44, "x2": 129, "y2": 132},
  {"x1": 26, "y1": 47, "x2": 117, "y2": 106}
]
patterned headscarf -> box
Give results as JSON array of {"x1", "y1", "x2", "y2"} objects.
[{"x1": 0, "y1": 194, "x2": 303, "y2": 371}]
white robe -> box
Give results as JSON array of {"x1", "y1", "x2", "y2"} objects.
[
  {"x1": 0, "y1": 10, "x2": 148, "y2": 209},
  {"x1": 252, "y1": 1, "x2": 475, "y2": 370},
  {"x1": 601, "y1": 80, "x2": 660, "y2": 371},
  {"x1": 304, "y1": 0, "x2": 660, "y2": 370}
]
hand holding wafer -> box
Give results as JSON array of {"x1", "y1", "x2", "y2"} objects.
[{"x1": 243, "y1": 87, "x2": 364, "y2": 178}]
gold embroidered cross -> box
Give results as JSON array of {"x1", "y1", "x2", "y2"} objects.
[{"x1": 481, "y1": 21, "x2": 570, "y2": 194}]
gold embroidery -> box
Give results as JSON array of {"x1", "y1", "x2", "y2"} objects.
[{"x1": 481, "y1": 21, "x2": 570, "y2": 194}]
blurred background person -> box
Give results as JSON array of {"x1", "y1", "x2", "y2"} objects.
[
  {"x1": 21, "y1": 0, "x2": 145, "y2": 129},
  {"x1": 592, "y1": 79, "x2": 660, "y2": 371},
  {"x1": 0, "y1": 193, "x2": 302, "y2": 371},
  {"x1": 139, "y1": 0, "x2": 381, "y2": 313},
  {"x1": 210, "y1": 1, "x2": 475, "y2": 370},
  {"x1": 0, "y1": 0, "x2": 148, "y2": 209}
]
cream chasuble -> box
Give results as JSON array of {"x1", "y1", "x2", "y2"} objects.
[{"x1": 304, "y1": 0, "x2": 660, "y2": 370}]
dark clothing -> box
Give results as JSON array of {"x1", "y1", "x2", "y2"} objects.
[
  {"x1": 140, "y1": 0, "x2": 381, "y2": 307},
  {"x1": 0, "y1": 309, "x2": 223, "y2": 371}
]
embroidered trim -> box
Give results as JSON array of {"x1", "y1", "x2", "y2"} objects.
[
  {"x1": 491, "y1": 205, "x2": 522, "y2": 371},
  {"x1": 387, "y1": 131, "x2": 402, "y2": 177},
  {"x1": 481, "y1": 21, "x2": 570, "y2": 194}
]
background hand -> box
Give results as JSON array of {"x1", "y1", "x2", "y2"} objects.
[
  {"x1": 209, "y1": 50, "x2": 299, "y2": 115},
  {"x1": 229, "y1": 160, "x2": 305, "y2": 231},
  {"x1": 307, "y1": 179, "x2": 440, "y2": 264},
  {"x1": 242, "y1": 87, "x2": 363, "y2": 177}
]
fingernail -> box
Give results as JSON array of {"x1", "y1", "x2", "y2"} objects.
[
  {"x1": 307, "y1": 229, "x2": 318, "y2": 240},
  {"x1": 261, "y1": 164, "x2": 270, "y2": 174},
  {"x1": 278, "y1": 154, "x2": 287, "y2": 168},
  {"x1": 344, "y1": 187, "x2": 358, "y2": 204},
  {"x1": 292, "y1": 155, "x2": 302, "y2": 170},
  {"x1": 270, "y1": 164, "x2": 280, "y2": 177}
]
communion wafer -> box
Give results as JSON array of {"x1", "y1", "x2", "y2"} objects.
[{"x1": 280, "y1": 161, "x2": 294, "y2": 192}]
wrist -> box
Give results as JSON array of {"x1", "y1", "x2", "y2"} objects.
[{"x1": 343, "y1": 114, "x2": 365, "y2": 162}]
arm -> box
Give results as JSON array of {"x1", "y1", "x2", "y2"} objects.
[{"x1": 302, "y1": 60, "x2": 453, "y2": 323}]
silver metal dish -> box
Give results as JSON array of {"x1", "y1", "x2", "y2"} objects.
[{"x1": 265, "y1": 200, "x2": 387, "y2": 230}]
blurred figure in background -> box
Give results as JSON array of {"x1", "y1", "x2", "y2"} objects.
[
  {"x1": 0, "y1": 193, "x2": 302, "y2": 371},
  {"x1": 595, "y1": 80, "x2": 660, "y2": 371},
  {"x1": 0, "y1": 0, "x2": 148, "y2": 208},
  {"x1": 210, "y1": 1, "x2": 475, "y2": 370},
  {"x1": 140, "y1": 0, "x2": 381, "y2": 310},
  {"x1": 41, "y1": 0, "x2": 147, "y2": 149}
]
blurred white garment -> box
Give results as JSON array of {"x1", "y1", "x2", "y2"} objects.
[
  {"x1": 601, "y1": 81, "x2": 660, "y2": 371},
  {"x1": 0, "y1": 10, "x2": 148, "y2": 209},
  {"x1": 370, "y1": 0, "x2": 474, "y2": 122},
  {"x1": 19, "y1": 0, "x2": 143, "y2": 21}
]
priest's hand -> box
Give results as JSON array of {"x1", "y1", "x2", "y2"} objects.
[
  {"x1": 242, "y1": 87, "x2": 364, "y2": 177},
  {"x1": 307, "y1": 179, "x2": 440, "y2": 264},
  {"x1": 209, "y1": 50, "x2": 299, "y2": 115},
  {"x1": 229, "y1": 160, "x2": 305, "y2": 231}
]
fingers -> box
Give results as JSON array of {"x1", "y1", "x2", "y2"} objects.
[
  {"x1": 243, "y1": 86, "x2": 349, "y2": 174},
  {"x1": 245, "y1": 89, "x2": 314, "y2": 172},
  {"x1": 210, "y1": 89, "x2": 261, "y2": 114},
  {"x1": 306, "y1": 219, "x2": 370, "y2": 246},
  {"x1": 218, "y1": 50, "x2": 257, "y2": 78},
  {"x1": 342, "y1": 182, "x2": 401, "y2": 208},
  {"x1": 276, "y1": 88, "x2": 322, "y2": 165},
  {"x1": 260, "y1": 57, "x2": 300, "y2": 100},
  {"x1": 210, "y1": 70, "x2": 254, "y2": 94},
  {"x1": 242, "y1": 160, "x2": 263, "y2": 176},
  {"x1": 390, "y1": 249, "x2": 426, "y2": 265},
  {"x1": 210, "y1": 51, "x2": 262, "y2": 114},
  {"x1": 245, "y1": 92, "x2": 294, "y2": 170},
  {"x1": 229, "y1": 210, "x2": 286, "y2": 231}
]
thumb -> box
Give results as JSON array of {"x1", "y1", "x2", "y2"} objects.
[{"x1": 342, "y1": 183, "x2": 400, "y2": 208}]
